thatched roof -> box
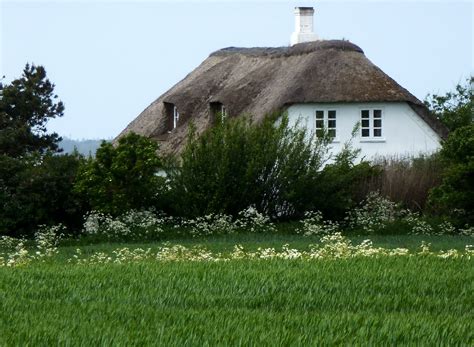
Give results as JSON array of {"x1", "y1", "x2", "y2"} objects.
[{"x1": 118, "y1": 40, "x2": 448, "y2": 154}]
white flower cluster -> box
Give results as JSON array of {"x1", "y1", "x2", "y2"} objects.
[
  {"x1": 4, "y1": 232, "x2": 474, "y2": 267},
  {"x1": 82, "y1": 210, "x2": 165, "y2": 240},
  {"x1": 403, "y1": 212, "x2": 435, "y2": 235},
  {"x1": 177, "y1": 206, "x2": 275, "y2": 237},
  {"x1": 35, "y1": 224, "x2": 64, "y2": 259},
  {"x1": 80, "y1": 206, "x2": 275, "y2": 240},
  {"x1": 346, "y1": 191, "x2": 400, "y2": 233},
  {"x1": 70, "y1": 247, "x2": 154, "y2": 265},
  {"x1": 0, "y1": 226, "x2": 64, "y2": 267},
  {"x1": 156, "y1": 244, "x2": 218, "y2": 262},
  {"x1": 297, "y1": 211, "x2": 339, "y2": 236},
  {"x1": 346, "y1": 192, "x2": 473, "y2": 237},
  {"x1": 403, "y1": 212, "x2": 473, "y2": 236},
  {"x1": 0, "y1": 236, "x2": 22, "y2": 250},
  {"x1": 236, "y1": 206, "x2": 276, "y2": 233},
  {"x1": 459, "y1": 226, "x2": 474, "y2": 237},
  {"x1": 0, "y1": 240, "x2": 30, "y2": 267},
  {"x1": 181, "y1": 213, "x2": 236, "y2": 237}
]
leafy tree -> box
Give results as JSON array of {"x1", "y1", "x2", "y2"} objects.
[
  {"x1": 0, "y1": 64, "x2": 64, "y2": 157},
  {"x1": 0, "y1": 64, "x2": 85, "y2": 237},
  {"x1": 428, "y1": 124, "x2": 474, "y2": 225},
  {"x1": 0, "y1": 152, "x2": 85, "y2": 237},
  {"x1": 74, "y1": 133, "x2": 164, "y2": 215},
  {"x1": 424, "y1": 77, "x2": 473, "y2": 131},
  {"x1": 170, "y1": 114, "x2": 375, "y2": 220}
]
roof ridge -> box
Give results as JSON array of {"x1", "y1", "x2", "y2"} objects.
[{"x1": 210, "y1": 40, "x2": 364, "y2": 58}]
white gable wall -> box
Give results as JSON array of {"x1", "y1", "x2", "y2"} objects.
[{"x1": 287, "y1": 102, "x2": 441, "y2": 159}]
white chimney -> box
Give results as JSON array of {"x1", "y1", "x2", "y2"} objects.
[{"x1": 290, "y1": 7, "x2": 319, "y2": 45}]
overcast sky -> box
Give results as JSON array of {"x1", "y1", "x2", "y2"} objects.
[{"x1": 1, "y1": 1, "x2": 472, "y2": 139}]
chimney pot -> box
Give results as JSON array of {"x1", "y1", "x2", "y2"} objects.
[{"x1": 290, "y1": 6, "x2": 319, "y2": 45}]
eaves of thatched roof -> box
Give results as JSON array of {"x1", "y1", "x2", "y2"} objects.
[{"x1": 118, "y1": 40, "x2": 448, "y2": 154}]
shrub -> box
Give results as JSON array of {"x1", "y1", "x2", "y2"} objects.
[
  {"x1": 0, "y1": 152, "x2": 85, "y2": 237},
  {"x1": 169, "y1": 114, "x2": 330, "y2": 218},
  {"x1": 429, "y1": 124, "x2": 474, "y2": 225},
  {"x1": 312, "y1": 151, "x2": 379, "y2": 220},
  {"x1": 75, "y1": 133, "x2": 165, "y2": 216},
  {"x1": 424, "y1": 77, "x2": 473, "y2": 131},
  {"x1": 169, "y1": 114, "x2": 376, "y2": 220}
]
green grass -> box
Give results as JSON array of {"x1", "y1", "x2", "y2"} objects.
[
  {"x1": 1, "y1": 233, "x2": 473, "y2": 345},
  {"x1": 55, "y1": 232, "x2": 473, "y2": 260}
]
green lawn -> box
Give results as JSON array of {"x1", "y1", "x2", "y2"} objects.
[
  {"x1": 1, "y1": 233, "x2": 473, "y2": 345},
  {"x1": 58, "y1": 231, "x2": 474, "y2": 256}
]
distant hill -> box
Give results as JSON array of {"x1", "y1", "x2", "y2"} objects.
[{"x1": 58, "y1": 137, "x2": 108, "y2": 156}]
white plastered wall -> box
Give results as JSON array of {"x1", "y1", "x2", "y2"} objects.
[{"x1": 287, "y1": 102, "x2": 441, "y2": 160}]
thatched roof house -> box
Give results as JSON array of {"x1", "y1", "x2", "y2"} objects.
[{"x1": 118, "y1": 7, "x2": 447, "y2": 157}]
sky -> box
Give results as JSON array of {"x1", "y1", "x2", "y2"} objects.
[{"x1": 1, "y1": 0, "x2": 472, "y2": 140}]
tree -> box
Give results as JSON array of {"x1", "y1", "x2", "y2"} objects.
[
  {"x1": 424, "y1": 77, "x2": 473, "y2": 131},
  {"x1": 0, "y1": 64, "x2": 64, "y2": 157},
  {"x1": 428, "y1": 124, "x2": 474, "y2": 225},
  {"x1": 169, "y1": 114, "x2": 376, "y2": 220},
  {"x1": 0, "y1": 64, "x2": 85, "y2": 237},
  {"x1": 74, "y1": 133, "x2": 164, "y2": 215},
  {"x1": 0, "y1": 152, "x2": 86, "y2": 237}
]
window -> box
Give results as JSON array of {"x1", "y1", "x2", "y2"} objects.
[
  {"x1": 221, "y1": 105, "x2": 227, "y2": 122},
  {"x1": 173, "y1": 106, "x2": 179, "y2": 129},
  {"x1": 164, "y1": 102, "x2": 179, "y2": 131},
  {"x1": 361, "y1": 109, "x2": 382, "y2": 138},
  {"x1": 315, "y1": 110, "x2": 336, "y2": 138},
  {"x1": 210, "y1": 102, "x2": 227, "y2": 123}
]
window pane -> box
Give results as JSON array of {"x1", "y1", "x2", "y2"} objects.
[
  {"x1": 328, "y1": 120, "x2": 336, "y2": 128},
  {"x1": 374, "y1": 119, "x2": 382, "y2": 127},
  {"x1": 316, "y1": 129, "x2": 324, "y2": 137},
  {"x1": 374, "y1": 110, "x2": 382, "y2": 118},
  {"x1": 374, "y1": 128, "x2": 382, "y2": 137},
  {"x1": 316, "y1": 111, "x2": 324, "y2": 119},
  {"x1": 328, "y1": 110, "x2": 336, "y2": 119},
  {"x1": 328, "y1": 129, "x2": 336, "y2": 138},
  {"x1": 361, "y1": 110, "x2": 370, "y2": 118},
  {"x1": 362, "y1": 129, "x2": 369, "y2": 137},
  {"x1": 316, "y1": 120, "x2": 324, "y2": 128},
  {"x1": 362, "y1": 119, "x2": 370, "y2": 128}
]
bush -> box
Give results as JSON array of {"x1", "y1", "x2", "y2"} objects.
[
  {"x1": 74, "y1": 133, "x2": 166, "y2": 216},
  {"x1": 429, "y1": 124, "x2": 474, "y2": 225},
  {"x1": 424, "y1": 77, "x2": 473, "y2": 131},
  {"x1": 169, "y1": 114, "x2": 331, "y2": 219},
  {"x1": 0, "y1": 152, "x2": 85, "y2": 237},
  {"x1": 169, "y1": 114, "x2": 375, "y2": 220}
]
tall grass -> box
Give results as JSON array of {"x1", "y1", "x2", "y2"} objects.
[
  {"x1": 0, "y1": 257, "x2": 472, "y2": 345},
  {"x1": 358, "y1": 155, "x2": 442, "y2": 211}
]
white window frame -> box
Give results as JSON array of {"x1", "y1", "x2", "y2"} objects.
[
  {"x1": 359, "y1": 108, "x2": 385, "y2": 142},
  {"x1": 173, "y1": 106, "x2": 180, "y2": 129},
  {"x1": 315, "y1": 109, "x2": 338, "y2": 141},
  {"x1": 221, "y1": 105, "x2": 227, "y2": 122}
]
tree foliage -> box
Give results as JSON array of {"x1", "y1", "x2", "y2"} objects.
[
  {"x1": 424, "y1": 77, "x2": 473, "y2": 131},
  {"x1": 169, "y1": 114, "x2": 376, "y2": 220},
  {"x1": 0, "y1": 152, "x2": 85, "y2": 237},
  {"x1": 74, "y1": 133, "x2": 164, "y2": 215},
  {"x1": 0, "y1": 64, "x2": 86, "y2": 237},
  {"x1": 428, "y1": 124, "x2": 474, "y2": 225},
  {"x1": 0, "y1": 64, "x2": 64, "y2": 157}
]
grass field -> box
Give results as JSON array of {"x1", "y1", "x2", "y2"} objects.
[{"x1": 1, "y1": 233, "x2": 473, "y2": 345}]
